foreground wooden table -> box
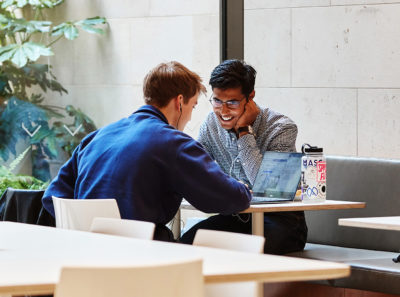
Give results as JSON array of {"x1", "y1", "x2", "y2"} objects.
[
  {"x1": 338, "y1": 216, "x2": 400, "y2": 231},
  {"x1": 181, "y1": 200, "x2": 366, "y2": 236},
  {"x1": 0, "y1": 222, "x2": 350, "y2": 296}
]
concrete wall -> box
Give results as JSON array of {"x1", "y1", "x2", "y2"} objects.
[
  {"x1": 245, "y1": 1, "x2": 400, "y2": 159},
  {"x1": 45, "y1": 0, "x2": 219, "y2": 139},
  {"x1": 44, "y1": 1, "x2": 400, "y2": 159}
]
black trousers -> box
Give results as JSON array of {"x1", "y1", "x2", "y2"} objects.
[
  {"x1": 180, "y1": 211, "x2": 308, "y2": 255},
  {"x1": 154, "y1": 224, "x2": 176, "y2": 242}
]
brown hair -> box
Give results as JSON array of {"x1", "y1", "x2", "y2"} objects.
[{"x1": 143, "y1": 61, "x2": 206, "y2": 108}]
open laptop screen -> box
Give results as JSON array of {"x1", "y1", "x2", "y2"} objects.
[{"x1": 252, "y1": 152, "x2": 302, "y2": 199}]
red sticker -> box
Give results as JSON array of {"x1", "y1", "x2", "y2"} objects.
[{"x1": 317, "y1": 161, "x2": 326, "y2": 182}]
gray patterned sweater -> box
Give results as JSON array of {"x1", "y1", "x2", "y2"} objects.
[{"x1": 198, "y1": 106, "x2": 298, "y2": 187}]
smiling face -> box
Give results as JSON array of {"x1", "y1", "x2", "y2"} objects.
[{"x1": 211, "y1": 87, "x2": 247, "y2": 130}]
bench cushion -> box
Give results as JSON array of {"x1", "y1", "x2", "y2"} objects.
[{"x1": 289, "y1": 243, "x2": 400, "y2": 295}]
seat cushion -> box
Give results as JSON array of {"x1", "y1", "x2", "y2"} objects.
[
  {"x1": 289, "y1": 243, "x2": 398, "y2": 262},
  {"x1": 288, "y1": 243, "x2": 400, "y2": 295}
]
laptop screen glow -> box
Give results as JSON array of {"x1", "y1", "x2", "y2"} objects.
[{"x1": 252, "y1": 152, "x2": 302, "y2": 199}]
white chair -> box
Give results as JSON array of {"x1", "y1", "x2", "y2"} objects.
[
  {"x1": 54, "y1": 259, "x2": 204, "y2": 297},
  {"x1": 193, "y1": 229, "x2": 265, "y2": 297},
  {"x1": 52, "y1": 196, "x2": 121, "y2": 231},
  {"x1": 90, "y1": 217, "x2": 156, "y2": 240}
]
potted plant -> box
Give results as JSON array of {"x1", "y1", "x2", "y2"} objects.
[{"x1": 0, "y1": 0, "x2": 107, "y2": 182}]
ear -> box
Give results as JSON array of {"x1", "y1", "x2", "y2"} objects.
[
  {"x1": 248, "y1": 90, "x2": 255, "y2": 101},
  {"x1": 174, "y1": 95, "x2": 184, "y2": 111}
]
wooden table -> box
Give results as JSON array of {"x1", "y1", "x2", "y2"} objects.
[
  {"x1": 338, "y1": 216, "x2": 400, "y2": 231},
  {"x1": 180, "y1": 200, "x2": 366, "y2": 236},
  {"x1": 0, "y1": 222, "x2": 350, "y2": 296},
  {"x1": 338, "y1": 216, "x2": 400, "y2": 263}
]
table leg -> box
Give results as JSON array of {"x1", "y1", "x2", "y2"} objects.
[
  {"x1": 256, "y1": 282, "x2": 263, "y2": 297},
  {"x1": 252, "y1": 212, "x2": 264, "y2": 236},
  {"x1": 252, "y1": 213, "x2": 265, "y2": 297}
]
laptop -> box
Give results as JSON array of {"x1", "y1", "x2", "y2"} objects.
[{"x1": 251, "y1": 151, "x2": 302, "y2": 204}]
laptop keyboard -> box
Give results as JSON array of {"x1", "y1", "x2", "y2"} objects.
[{"x1": 251, "y1": 196, "x2": 291, "y2": 203}]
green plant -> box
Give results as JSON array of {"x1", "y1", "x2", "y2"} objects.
[
  {"x1": 0, "y1": 146, "x2": 47, "y2": 196},
  {"x1": 0, "y1": 0, "x2": 106, "y2": 181}
]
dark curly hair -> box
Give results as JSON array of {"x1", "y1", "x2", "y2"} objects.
[{"x1": 209, "y1": 59, "x2": 256, "y2": 98}]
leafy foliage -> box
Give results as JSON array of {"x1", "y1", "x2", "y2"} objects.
[
  {"x1": 0, "y1": 146, "x2": 48, "y2": 196},
  {"x1": 0, "y1": 42, "x2": 53, "y2": 67},
  {"x1": 0, "y1": 0, "x2": 107, "y2": 181},
  {"x1": 52, "y1": 17, "x2": 106, "y2": 40},
  {"x1": 0, "y1": 96, "x2": 50, "y2": 161}
]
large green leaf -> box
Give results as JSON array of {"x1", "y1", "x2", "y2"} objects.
[
  {"x1": 11, "y1": 46, "x2": 28, "y2": 67},
  {"x1": 0, "y1": 42, "x2": 53, "y2": 67},
  {"x1": 76, "y1": 17, "x2": 106, "y2": 35},
  {"x1": 79, "y1": 23, "x2": 103, "y2": 35},
  {"x1": 0, "y1": 0, "x2": 15, "y2": 9},
  {"x1": 0, "y1": 45, "x2": 16, "y2": 63},
  {"x1": 80, "y1": 17, "x2": 107, "y2": 26},
  {"x1": 17, "y1": 0, "x2": 28, "y2": 8},
  {"x1": 2, "y1": 18, "x2": 52, "y2": 34},
  {"x1": 51, "y1": 22, "x2": 78, "y2": 40},
  {"x1": 0, "y1": 14, "x2": 8, "y2": 22},
  {"x1": 0, "y1": 44, "x2": 16, "y2": 56}
]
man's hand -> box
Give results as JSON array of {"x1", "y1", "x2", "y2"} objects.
[
  {"x1": 235, "y1": 99, "x2": 260, "y2": 133},
  {"x1": 238, "y1": 180, "x2": 252, "y2": 193}
]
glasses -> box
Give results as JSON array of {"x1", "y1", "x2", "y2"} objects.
[{"x1": 209, "y1": 95, "x2": 246, "y2": 109}]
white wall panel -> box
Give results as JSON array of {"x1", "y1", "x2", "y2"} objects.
[
  {"x1": 150, "y1": 0, "x2": 218, "y2": 16},
  {"x1": 70, "y1": 19, "x2": 132, "y2": 85},
  {"x1": 130, "y1": 16, "x2": 194, "y2": 85},
  {"x1": 50, "y1": 0, "x2": 151, "y2": 20},
  {"x1": 245, "y1": 0, "x2": 330, "y2": 9},
  {"x1": 47, "y1": 85, "x2": 142, "y2": 129},
  {"x1": 292, "y1": 4, "x2": 400, "y2": 88},
  {"x1": 358, "y1": 89, "x2": 400, "y2": 158},
  {"x1": 332, "y1": 0, "x2": 400, "y2": 5},
  {"x1": 254, "y1": 88, "x2": 358, "y2": 155},
  {"x1": 245, "y1": 9, "x2": 291, "y2": 87}
]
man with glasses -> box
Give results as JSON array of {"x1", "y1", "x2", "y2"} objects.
[{"x1": 180, "y1": 59, "x2": 308, "y2": 255}]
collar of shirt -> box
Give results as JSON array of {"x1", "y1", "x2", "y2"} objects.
[{"x1": 132, "y1": 105, "x2": 169, "y2": 125}]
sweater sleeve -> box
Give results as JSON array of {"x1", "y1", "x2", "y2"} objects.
[
  {"x1": 41, "y1": 148, "x2": 78, "y2": 217},
  {"x1": 173, "y1": 138, "x2": 251, "y2": 215},
  {"x1": 41, "y1": 131, "x2": 97, "y2": 217},
  {"x1": 237, "y1": 121, "x2": 298, "y2": 185}
]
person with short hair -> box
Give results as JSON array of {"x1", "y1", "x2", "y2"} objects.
[
  {"x1": 42, "y1": 61, "x2": 251, "y2": 241},
  {"x1": 180, "y1": 59, "x2": 308, "y2": 254}
]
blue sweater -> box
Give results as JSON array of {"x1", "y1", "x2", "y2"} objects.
[{"x1": 42, "y1": 105, "x2": 251, "y2": 225}]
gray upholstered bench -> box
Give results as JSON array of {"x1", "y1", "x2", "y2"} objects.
[{"x1": 267, "y1": 156, "x2": 400, "y2": 296}]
